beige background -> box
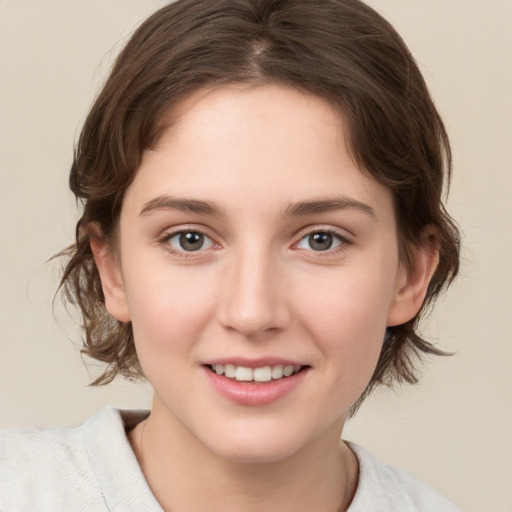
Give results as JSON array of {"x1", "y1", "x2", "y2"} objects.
[{"x1": 1, "y1": 1, "x2": 511, "y2": 510}]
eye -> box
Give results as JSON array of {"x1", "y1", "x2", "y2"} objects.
[
  {"x1": 296, "y1": 231, "x2": 345, "y2": 252},
  {"x1": 166, "y1": 230, "x2": 215, "y2": 252}
]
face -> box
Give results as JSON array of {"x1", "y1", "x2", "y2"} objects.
[{"x1": 98, "y1": 84, "x2": 421, "y2": 463}]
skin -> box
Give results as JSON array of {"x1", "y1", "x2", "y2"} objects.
[{"x1": 92, "y1": 84, "x2": 438, "y2": 512}]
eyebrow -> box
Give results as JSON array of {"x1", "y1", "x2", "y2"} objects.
[
  {"x1": 139, "y1": 194, "x2": 375, "y2": 219},
  {"x1": 140, "y1": 195, "x2": 223, "y2": 217},
  {"x1": 284, "y1": 197, "x2": 376, "y2": 218}
]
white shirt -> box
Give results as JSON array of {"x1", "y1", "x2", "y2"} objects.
[{"x1": 0, "y1": 407, "x2": 460, "y2": 511}]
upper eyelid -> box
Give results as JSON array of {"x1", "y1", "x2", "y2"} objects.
[
  {"x1": 293, "y1": 225, "x2": 353, "y2": 241},
  {"x1": 163, "y1": 229, "x2": 213, "y2": 240},
  {"x1": 160, "y1": 224, "x2": 216, "y2": 239},
  {"x1": 158, "y1": 225, "x2": 223, "y2": 253}
]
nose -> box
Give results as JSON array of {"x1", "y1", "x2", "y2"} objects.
[{"x1": 217, "y1": 245, "x2": 290, "y2": 338}]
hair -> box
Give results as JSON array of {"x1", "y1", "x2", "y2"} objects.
[{"x1": 59, "y1": 0, "x2": 460, "y2": 412}]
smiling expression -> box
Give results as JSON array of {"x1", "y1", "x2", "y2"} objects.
[{"x1": 96, "y1": 84, "x2": 419, "y2": 463}]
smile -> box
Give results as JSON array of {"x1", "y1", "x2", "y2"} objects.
[
  {"x1": 203, "y1": 362, "x2": 309, "y2": 406},
  {"x1": 207, "y1": 364, "x2": 304, "y2": 382}
]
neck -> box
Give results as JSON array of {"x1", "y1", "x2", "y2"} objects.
[{"x1": 129, "y1": 398, "x2": 358, "y2": 512}]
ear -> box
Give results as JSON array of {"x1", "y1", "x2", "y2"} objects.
[
  {"x1": 89, "y1": 226, "x2": 131, "y2": 323},
  {"x1": 387, "y1": 226, "x2": 439, "y2": 327}
]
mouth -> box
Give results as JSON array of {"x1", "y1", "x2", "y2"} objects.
[
  {"x1": 203, "y1": 362, "x2": 310, "y2": 405},
  {"x1": 205, "y1": 363, "x2": 308, "y2": 383}
]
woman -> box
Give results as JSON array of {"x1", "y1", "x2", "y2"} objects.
[{"x1": 0, "y1": 0, "x2": 461, "y2": 510}]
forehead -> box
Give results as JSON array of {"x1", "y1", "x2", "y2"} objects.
[
  {"x1": 125, "y1": 84, "x2": 394, "y2": 220},
  {"x1": 157, "y1": 83, "x2": 345, "y2": 159}
]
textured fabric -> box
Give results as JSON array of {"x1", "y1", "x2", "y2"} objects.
[
  {"x1": 0, "y1": 408, "x2": 460, "y2": 511},
  {"x1": 346, "y1": 443, "x2": 460, "y2": 511},
  {"x1": 0, "y1": 408, "x2": 162, "y2": 512}
]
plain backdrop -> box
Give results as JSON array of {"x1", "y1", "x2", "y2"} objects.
[{"x1": 1, "y1": 1, "x2": 511, "y2": 511}]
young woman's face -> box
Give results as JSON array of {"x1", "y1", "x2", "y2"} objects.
[{"x1": 106, "y1": 84, "x2": 413, "y2": 462}]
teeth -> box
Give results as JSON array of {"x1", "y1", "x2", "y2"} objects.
[
  {"x1": 211, "y1": 363, "x2": 303, "y2": 382},
  {"x1": 283, "y1": 365, "x2": 294, "y2": 377},
  {"x1": 224, "y1": 364, "x2": 236, "y2": 378},
  {"x1": 253, "y1": 366, "x2": 272, "y2": 382},
  {"x1": 235, "y1": 366, "x2": 253, "y2": 381},
  {"x1": 271, "y1": 365, "x2": 283, "y2": 379}
]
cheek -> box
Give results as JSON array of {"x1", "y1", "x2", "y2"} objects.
[
  {"x1": 295, "y1": 268, "x2": 393, "y2": 386},
  {"x1": 122, "y1": 259, "x2": 217, "y2": 359}
]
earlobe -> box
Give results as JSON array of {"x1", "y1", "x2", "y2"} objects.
[
  {"x1": 89, "y1": 228, "x2": 131, "y2": 323},
  {"x1": 387, "y1": 227, "x2": 439, "y2": 327}
]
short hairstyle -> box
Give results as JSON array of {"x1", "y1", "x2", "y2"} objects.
[{"x1": 60, "y1": 0, "x2": 460, "y2": 412}]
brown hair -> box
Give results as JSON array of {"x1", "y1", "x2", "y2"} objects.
[{"x1": 60, "y1": 0, "x2": 460, "y2": 411}]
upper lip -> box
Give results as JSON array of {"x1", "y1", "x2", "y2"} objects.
[{"x1": 203, "y1": 357, "x2": 308, "y2": 368}]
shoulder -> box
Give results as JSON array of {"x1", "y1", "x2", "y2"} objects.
[
  {"x1": 0, "y1": 411, "x2": 107, "y2": 510},
  {"x1": 346, "y1": 442, "x2": 461, "y2": 512},
  {"x1": 0, "y1": 407, "x2": 154, "y2": 512}
]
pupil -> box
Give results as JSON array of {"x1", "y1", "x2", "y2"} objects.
[
  {"x1": 179, "y1": 232, "x2": 204, "y2": 251},
  {"x1": 309, "y1": 232, "x2": 332, "y2": 251}
]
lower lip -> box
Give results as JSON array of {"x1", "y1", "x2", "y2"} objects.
[{"x1": 203, "y1": 367, "x2": 308, "y2": 406}]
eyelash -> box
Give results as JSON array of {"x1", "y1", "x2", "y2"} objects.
[
  {"x1": 157, "y1": 227, "x2": 351, "y2": 258},
  {"x1": 158, "y1": 229, "x2": 217, "y2": 258},
  {"x1": 294, "y1": 229, "x2": 351, "y2": 255}
]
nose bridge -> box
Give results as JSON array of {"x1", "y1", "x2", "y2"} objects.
[{"x1": 218, "y1": 240, "x2": 288, "y2": 337}]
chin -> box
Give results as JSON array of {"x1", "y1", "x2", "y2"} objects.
[
  {"x1": 201, "y1": 422, "x2": 319, "y2": 465},
  {"x1": 212, "y1": 442, "x2": 300, "y2": 465}
]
